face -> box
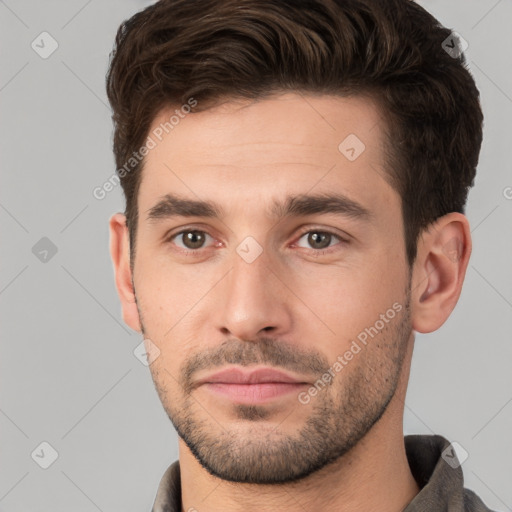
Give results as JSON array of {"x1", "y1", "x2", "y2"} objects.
[{"x1": 129, "y1": 93, "x2": 413, "y2": 484}]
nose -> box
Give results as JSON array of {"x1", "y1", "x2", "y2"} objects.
[{"x1": 215, "y1": 246, "x2": 293, "y2": 341}]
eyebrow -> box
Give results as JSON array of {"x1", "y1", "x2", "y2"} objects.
[{"x1": 146, "y1": 192, "x2": 373, "y2": 223}]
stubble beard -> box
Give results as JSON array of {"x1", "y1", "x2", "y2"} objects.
[{"x1": 143, "y1": 289, "x2": 412, "y2": 484}]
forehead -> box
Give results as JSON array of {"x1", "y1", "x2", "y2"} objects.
[
  {"x1": 138, "y1": 92, "x2": 398, "y2": 223},
  {"x1": 147, "y1": 92, "x2": 385, "y2": 160}
]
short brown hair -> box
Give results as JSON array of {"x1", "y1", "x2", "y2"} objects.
[{"x1": 106, "y1": 0, "x2": 483, "y2": 269}]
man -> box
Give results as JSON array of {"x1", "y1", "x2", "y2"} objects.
[{"x1": 106, "y1": 0, "x2": 495, "y2": 510}]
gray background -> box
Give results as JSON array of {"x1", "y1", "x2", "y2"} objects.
[{"x1": 1, "y1": 0, "x2": 511, "y2": 510}]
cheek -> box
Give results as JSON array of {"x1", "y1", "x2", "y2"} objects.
[
  {"x1": 135, "y1": 259, "x2": 216, "y2": 371},
  {"x1": 288, "y1": 256, "x2": 404, "y2": 348},
  {"x1": 135, "y1": 256, "x2": 213, "y2": 329}
]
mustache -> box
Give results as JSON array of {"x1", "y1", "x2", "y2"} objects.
[{"x1": 180, "y1": 337, "x2": 330, "y2": 394}]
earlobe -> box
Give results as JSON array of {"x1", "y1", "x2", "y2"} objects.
[
  {"x1": 411, "y1": 213, "x2": 471, "y2": 333},
  {"x1": 109, "y1": 213, "x2": 142, "y2": 333}
]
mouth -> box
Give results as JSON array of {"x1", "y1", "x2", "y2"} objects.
[{"x1": 196, "y1": 367, "x2": 310, "y2": 404}]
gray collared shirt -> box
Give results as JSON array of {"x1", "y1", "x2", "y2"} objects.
[{"x1": 152, "y1": 434, "x2": 496, "y2": 511}]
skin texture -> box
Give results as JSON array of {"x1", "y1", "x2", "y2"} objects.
[{"x1": 109, "y1": 92, "x2": 472, "y2": 512}]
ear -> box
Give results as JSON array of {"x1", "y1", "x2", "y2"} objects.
[
  {"x1": 410, "y1": 212, "x2": 472, "y2": 333},
  {"x1": 109, "y1": 213, "x2": 142, "y2": 333}
]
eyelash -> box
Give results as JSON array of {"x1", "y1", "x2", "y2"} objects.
[{"x1": 165, "y1": 226, "x2": 349, "y2": 256}]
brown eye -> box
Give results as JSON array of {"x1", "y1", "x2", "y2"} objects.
[
  {"x1": 307, "y1": 232, "x2": 332, "y2": 249},
  {"x1": 173, "y1": 230, "x2": 211, "y2": 250},
  {"x1": 296, "y1": 230, "x2": 341, "y2": 250}
]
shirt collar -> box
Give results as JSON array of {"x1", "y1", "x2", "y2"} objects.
[{"x1": 403, "y1": 434, "x2": 464, "y2": 511}]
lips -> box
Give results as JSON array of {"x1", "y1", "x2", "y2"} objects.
[
  {"x1": 196, "y1": 367, "x2": 309, "y2": 404},
  {"x1": 197, "y1": 367, "x2": 308, "y2": 386}
]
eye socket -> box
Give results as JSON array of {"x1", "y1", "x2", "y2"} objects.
[
  {"x1": 165, "y1": 227, "x2": 348, "y2": 255},
  {"x1": 171, "y1": 230, "x2": 214, "y2": 250},
  {"x1": 295, "y1": 229, "x2": 346, "y2": 251}
]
